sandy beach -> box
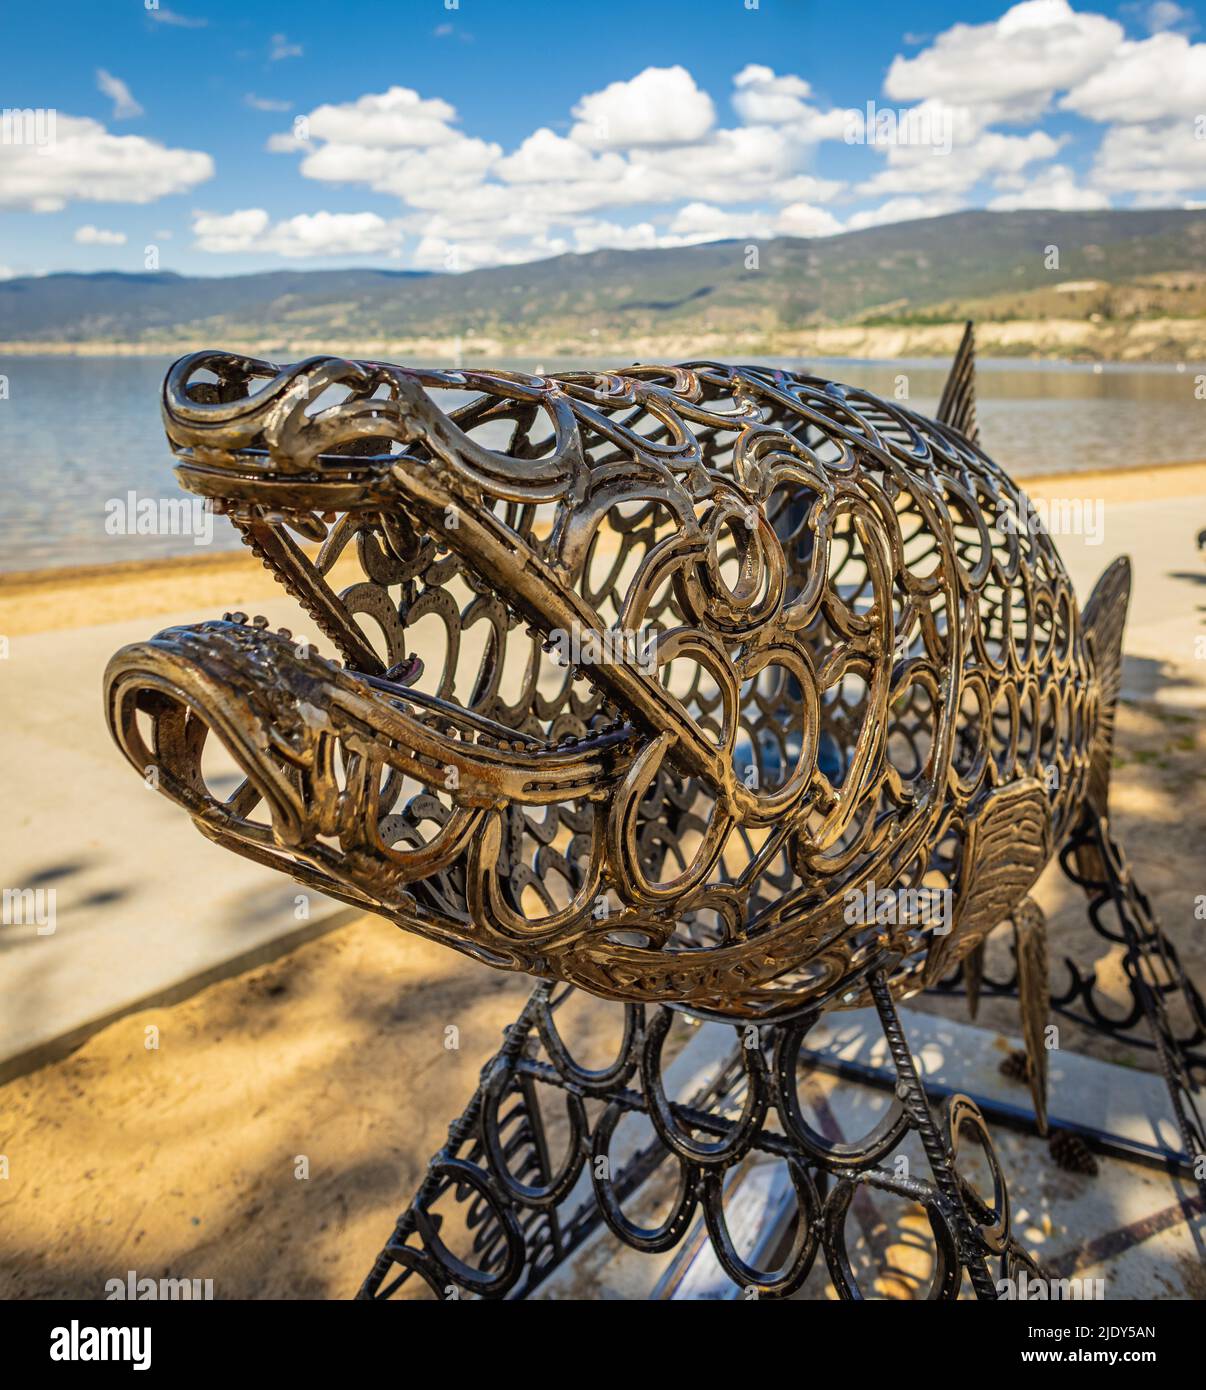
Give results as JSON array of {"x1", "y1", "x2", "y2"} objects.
[
  {"x1": 0, "y1": 543, "x2": 364, "y2": 637},
  {"x1": 1, "y1": 457, "x2": 1203, "y2": 1299},
  {"x1": 1, "y1": 695, "x2": 1201, "y2": 1300}
]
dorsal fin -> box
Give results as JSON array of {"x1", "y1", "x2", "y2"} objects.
[{"x1": 936, "y1": 320, "x2": 979, "y2": 445}]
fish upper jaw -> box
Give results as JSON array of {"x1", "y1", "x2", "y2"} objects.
[{"x1": 161, "y1": 350, "x2": 438, "y2": 522}]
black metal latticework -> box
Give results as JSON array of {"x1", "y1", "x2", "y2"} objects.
[
  {"x1": 356, "y1": 798, "x2": 1206, "y2": 1302},
  {"x1": 934, "y1": 811, "x2": 1206, "y2": 1171},
  {"x1": 358, "y1": 968, "x2": 1040, "y2": 1301}
]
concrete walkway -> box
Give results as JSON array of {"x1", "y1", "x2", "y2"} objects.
[
  {"x1": 0, "y1": 490, "x2": 1201, "y2": 1080},
  {"x1": 0, "y1": 595, "x2": 354, "y2": 1083},
  {"x1": 1040, "y1": 493, "x2": 1206, "y2": 706}
]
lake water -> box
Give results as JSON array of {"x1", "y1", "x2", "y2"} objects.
[{"x1": 0, "y1": 352, "x2": 1202, "y2": 573}]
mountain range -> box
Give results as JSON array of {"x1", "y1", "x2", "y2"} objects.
[{"x1": 2, "y1": 209, "x2": 1204, "y2": 362}]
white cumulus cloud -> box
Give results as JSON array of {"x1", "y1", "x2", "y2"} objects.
[
  {"x1": 1062, "y1": 30, "x2": 1206, "y2": 124},
  {"x1": 203, "y1": 27, "x2": 1206, "y2": 273},
  {"x1": 988, "y1": 163, "x2": 1111, "y2": 208},
  {"x1": 192, "y1": 208, "x2": 405, "y2": 258},
  {"x1": 305, "y1": 86, "x2": 461, "y2": 148},
  {"x1": 665, "y1": 200, "x2": 842, "y2": 244},
  {"x1": 732, "y1": 65, "x2": 814, "y2": 123},
  {"x1": 0, "y1": 114, "x2": 212, "y2": 212},
  {"x1": 666, "y1": 202, "x2": 777, "y2": 242},
  {"x1": 571, "y1": 220, "x2": 661, "y2": 254},
  {"x1": 495, "y1": 128, "x2": 627, "y2": 185},
  {"x1": 885, "y1": 0, "x2": 1123, "y2": 123},
  {"x1": 846, "y1": 196, "x2": 965, "y2": 231},
  {"x1": 570, "y1": 66, "x2": 716, "y2": 148},
  {"x1": 859, "y1": 114, "x2": 1062, "y2": 197},
  {"x1": 878, "y1": 1, "x2": 1206, "y2": 210},
  {"x1": 776, "y1": 201, "x2": 844, "y2": 237},
  {"x1": 1090, "y1": 120, "x2": 1206, "y2": 197},
  {"x1": 732, "y1": 65, "x2": 849, "y2": 141}
]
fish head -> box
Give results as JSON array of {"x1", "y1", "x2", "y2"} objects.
[{"x1": 105, "y1": 350, "x2": 975, "y2": 1016}]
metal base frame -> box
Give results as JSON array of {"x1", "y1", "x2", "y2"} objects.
[
  {"x1": 357, "y1": 966, "x2": 1037, "y2": 1302},
  {"x1": 359, "y1": 806, "x2": 1205, "y2": 1301},
  {"x1": 931, "y1": 806, "x2": 1206, "y2": 1201}
]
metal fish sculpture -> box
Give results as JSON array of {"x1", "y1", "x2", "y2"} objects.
[{"x1": 104, "y1": 326, "x2": 1131, "y2": 1132}]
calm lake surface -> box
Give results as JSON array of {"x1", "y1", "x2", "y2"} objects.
[{"x1": 0, "y1": 352, "x2": 1201, "y2": 572}]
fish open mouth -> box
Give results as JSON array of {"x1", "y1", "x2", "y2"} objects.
[
  {"x1": 109, "y1": 348, "x2": 654, "y2": 953},
  {"x1": 105, "y1": 612, "x2": 640, "y2": 946},
  {"x1": 104, "y1": 347, "x2": 985, "y2": 1015}
]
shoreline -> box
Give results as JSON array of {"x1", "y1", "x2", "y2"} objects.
[
  {"x1": 0, "y1": 543, "x2": 271, "y2": 592},
  {"x1": 4, "y1": 319, "x2": 1206, "y2": 367},
  {"x1": 2, "y1": 458, "x2": 1203, "y2": 637},
  {"x1": 3, "y1": 458, "x2": 1204, "y2": 597}
]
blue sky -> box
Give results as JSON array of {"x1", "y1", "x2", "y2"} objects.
[{"x1": 0, "y1": 0, "x2": 1203, "y2": 278}]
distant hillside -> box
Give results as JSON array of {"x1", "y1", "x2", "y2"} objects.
[
  {"x1": 0, "y1": 268, "x2": 431, "y2": 343},
  {"x1": 3, "y1": 209, "x2": 1205, "y2": 361}
]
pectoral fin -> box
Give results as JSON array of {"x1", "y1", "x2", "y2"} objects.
[
  {"x1": 1077, "y1": 556, "x2": 1131, "y2": 887},
  {"x1": 926, "y1": 778, "x2": 1052, "y2": 987}
]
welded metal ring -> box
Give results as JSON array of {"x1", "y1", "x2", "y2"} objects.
[
  {"x1": 945, "y1": 1093, "x2": 1009, "y2": 1254},
  {"x1": 773, "y1": 1022, "x2": 910, "y2": 1168},
  {"x1": 590, "y1": 1100, "x2": 701, "y2": 1252},
  {"x1": 372, "y1": 1240, "x2": 454, "y2": 1301},
  {"x1": 643, "y1": 1008, "x2": 769, "y2": 1166},
  {"x1": 701, "y1": 1158, "x2": 821, "y2": 1298},
  {"x1": 535, "y1": 994, "x2": 643, "y2": 1095},
  {"x1": 411, "y1": 1157, "x2": 527, "y2": 1297},
  {"x1": 820, "y1": 1177, "x2": 961, "y2": 1300},
  {"x1": 481, "y1": 1067, "x2": 587, "y2": 1210}
]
